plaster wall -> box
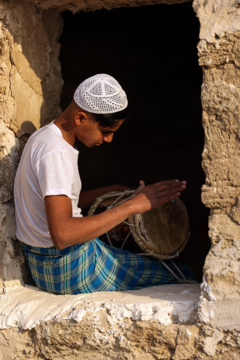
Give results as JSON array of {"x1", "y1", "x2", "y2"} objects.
[{"x1": 0, "y1": 0, "x2": 240, "y2": 358}]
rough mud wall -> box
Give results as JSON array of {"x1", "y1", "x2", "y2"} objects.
[
  {"x1": 1, "y1": 321, "x2": 240, "y2": 360},
  {"x1": 193, "y1": 0, "x2": 240, "y2": 326},
  {"x1": 1, "y1": 285, "x2": 240, "y2": 360},
  {"x1": 0, "y1": 0, "x2": 63, "y2": 292}
]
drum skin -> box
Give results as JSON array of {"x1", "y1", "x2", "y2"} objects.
[{"x1": 88, "y1": 191, "x2": 190, "y2": 260}]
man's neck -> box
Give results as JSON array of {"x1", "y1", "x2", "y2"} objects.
[{"x1": 54, "y1": 115, "x2": 76, "y2": 147}]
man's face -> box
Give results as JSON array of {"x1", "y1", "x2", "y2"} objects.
[{"x1": 76, "y1": 118, "x2": 125, "y2": 147}]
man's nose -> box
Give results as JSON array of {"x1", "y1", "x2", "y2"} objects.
[{"x1": 103, "y1": 133, "x2": 114, "y2": 143}]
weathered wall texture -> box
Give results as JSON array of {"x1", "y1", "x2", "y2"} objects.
[
  {"x1": 1, "y1": 318, "x2": 240, "y2": 360},
  {"x1": 1, "y1": 284, "x2": 240, "y2": 360},
  {"x1": 1, "y1": 0, "x2": 240, "y2": 358},
  {"x1": 193, "y1": 0, "x2": 240, "y2": 328},
  {"x1": 0, "y1": 0, "x2": 63, "y2": 293}
]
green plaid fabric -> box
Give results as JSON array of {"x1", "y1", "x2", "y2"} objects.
[{"x1": 22, "y1": 238, "x2": 196, "y2": 294}]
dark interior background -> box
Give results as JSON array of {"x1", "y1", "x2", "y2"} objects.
[{"x1": 59, "y1": 2, "x2": 210, "y2": 282}]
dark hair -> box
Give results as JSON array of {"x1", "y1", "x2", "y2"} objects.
[{"x1": 89, "y1": 107, "x2": 129, "y2": 128}]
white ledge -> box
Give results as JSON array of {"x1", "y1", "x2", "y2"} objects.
[{"x1": 0, "y1": 283, "x2": 200, "y2": 330}]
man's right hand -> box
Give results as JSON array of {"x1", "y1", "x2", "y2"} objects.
[{"x1": 130, "y1": 179, "x2": 187, "y2": 214}]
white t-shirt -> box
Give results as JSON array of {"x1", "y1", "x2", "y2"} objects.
[{"x1": 14, "y1": 121, "x2": 82, "y2": 247}]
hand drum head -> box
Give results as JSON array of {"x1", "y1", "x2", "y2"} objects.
[{"x1": 130, "y1": 198, "x2": 190, "y2": 259}]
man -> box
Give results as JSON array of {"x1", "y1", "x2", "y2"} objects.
[{"x1": 14, "y1": 73, "x2": 195, "y2": 294}]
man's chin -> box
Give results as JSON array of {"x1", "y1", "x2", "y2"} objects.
[
  {"x1": 88, "y1": 144, "x2": 99, "y2": 148},
  {"x1": 94, "y1": 143, "x2": 103, "y2": 146},
  {"x1": 83, "y1": 142, "x2": 102, "y2": 148}
]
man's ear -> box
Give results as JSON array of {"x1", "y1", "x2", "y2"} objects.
[{"x1": 75, "y1": 112, "x2": 88, "y2": 126}]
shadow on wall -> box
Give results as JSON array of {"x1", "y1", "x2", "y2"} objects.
[
  {"x1": 6, "y1": 2, "x2": 63, "y2": 132},
  {"x1": 0, "y1": 122, "x2": 35, "y2": 287},
  {"x1": 59, "y1": 3, "x2": 210, "y2": 282}
]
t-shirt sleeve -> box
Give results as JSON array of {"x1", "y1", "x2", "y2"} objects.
[{"x1": 36, "y1": 150, "x2": 74, "y2": 198}]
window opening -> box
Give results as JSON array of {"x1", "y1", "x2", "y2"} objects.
[{"x1": 59, "y1": 3, "x2": 210, "y2": 282}]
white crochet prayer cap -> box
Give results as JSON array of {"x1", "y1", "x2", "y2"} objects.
[{"x1": 73, "y1": 74, "x2": 128, "y2": 114}]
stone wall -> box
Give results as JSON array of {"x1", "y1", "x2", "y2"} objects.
[
  {"x1": 1, "y1": 0, "x2": 240, "y2": 358},
  {"x1": 193, "y1": 0, "x2": 240, "y2": 327},
  {"x1": 0, "y1": 0, "x2": 63, "y2": 293}
]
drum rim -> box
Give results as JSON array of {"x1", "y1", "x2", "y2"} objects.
[{"x1": 129, "y1": 212, "x2": 190, "y2": 259}]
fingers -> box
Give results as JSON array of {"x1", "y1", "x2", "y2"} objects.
[
  {"x1": 150, "y1": 187, "x2": 183, "y2": 202},
  {"x1": 162, "y1": 181, "x2": 186, "y2": 193},
  {"x1": 150, "y1": 179, "x2": 187, "y2": 191},
  {"x1": 145, "y1": 180, "x2": 187, "y2": 195},
  {"x1": 153, "y1": 191, "x2": 181, "y2": 206}
]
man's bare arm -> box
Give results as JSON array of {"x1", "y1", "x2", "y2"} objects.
[
  {"x1": 78, "y1": 184, "x2": 131, "y2": 210},
  {"x1": 45, "y1": 179, "x2": 186, "y2": 250}
]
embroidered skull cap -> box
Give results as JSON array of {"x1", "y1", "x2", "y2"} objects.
[{"x1": 73, "y1": 74, "x2": 128, "y2": 114}]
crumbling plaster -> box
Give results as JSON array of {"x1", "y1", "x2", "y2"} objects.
[
  {"x1": 0, "y1": 0, "x2": 240, "y2": 358},
  {"x1": 1, "y1": 284, "x2": 240, "y2": 360}
]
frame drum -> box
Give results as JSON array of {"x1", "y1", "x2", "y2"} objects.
[{"x1": 88, "y1": 191, "x2": 190, "y2": 260}]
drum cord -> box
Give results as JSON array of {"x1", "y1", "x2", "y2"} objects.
[
  {"x1": 100, "y1": 189, "x2": 135, "y2": 211},
  {"x1": 160, "y1": 260, "x2": 197, "y2": 284},
  {"x1": 99, "y1": 190, "x2": 138, "y2": 249}
]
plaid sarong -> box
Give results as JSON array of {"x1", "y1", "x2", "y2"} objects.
[{"x1": 22, "y1": 238, "x2": 196, "y2": 294}]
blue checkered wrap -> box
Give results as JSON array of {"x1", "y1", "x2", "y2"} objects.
[{"x1": 22, "y1": 238, "x2": 196, "y2": 294}]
